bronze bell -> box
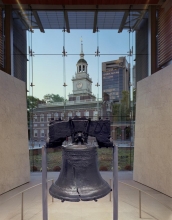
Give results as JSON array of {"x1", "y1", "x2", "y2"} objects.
[{"x1": 49, "y1": 144, "x2": 111, "y2": 202}]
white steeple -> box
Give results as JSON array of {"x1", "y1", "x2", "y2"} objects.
[
  {"x1": 80, "y1": 37, "x2": 84, "y2": 58},
  {"x1": 76, "y1": 37, "x2": 88, "y2": 74}
]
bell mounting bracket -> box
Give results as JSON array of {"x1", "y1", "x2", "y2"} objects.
[{"x1": 46, "y1": 117, "x2": 113, "y2": 148}]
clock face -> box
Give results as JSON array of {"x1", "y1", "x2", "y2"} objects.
[{"x1": 76, "y1": 82, "x2": 83, "y2": 89}]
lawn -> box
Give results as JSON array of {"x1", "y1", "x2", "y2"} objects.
[{"x1": 30, "y1": 147, "x2": 134, "y2": 172}]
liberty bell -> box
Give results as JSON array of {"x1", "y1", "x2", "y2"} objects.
[{"x1": 47, "y1": 117, "x2": 113, "y2": 202}]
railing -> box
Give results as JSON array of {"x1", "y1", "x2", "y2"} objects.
[
  {"x1": 0, "y1": 179, "x2": 54, "y2": 220},
  {"x1": 0, "y1": 179, "x2": 172, "y2": 220},
  {"x1": 117, "y1": 180, "x2": 172, "y2": 220}
]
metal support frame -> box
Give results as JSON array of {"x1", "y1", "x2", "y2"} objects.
[
  {"x1": 4, "y1": 5, "x2": 14, "y2": 76},
  {"x1": 41, "y1": 143, "x2": 118, "y2": 220},
  {"x1": 109, "y1": 179, "x2": 112, "y2": 202},
  {"x1": 118, "y1": 11, "x2": 129, "y2": 33},
  {"x1": 63, "y1": 8, "x2": 70, "y2": 33},
  {"x1": 139, "y1": 191, "x2": 141, "y2": 218},
  {"x1": 113, "y1": 145, "x2": 118, "y2": 220},
  {"x1": 52, "y1": 180, "x2": 54, "y2": 202},
  {"x1": 17, "y1": 10, "x2": 33, "y2": 32},
  {"x1": 148, "y1": 5, "x2": 157, "y2": 76},
  {"x1": 32, "y1": 10, "x2": 45, "y2": 33},
  {"x1": 131, "y1": 10, "x2": 147, "y2": 31},
  {"x1": 21, "y1": 192, "x2": 24, "y2": 220},
  {"x1": 93, "y1": 9, "x2": 98, "y2": 33},
  {"x1": 14, "y1": 11, "x2": 30, "y2": 30},
  {"x1": 42, "y1": 145, "x2": 48, "y2": 220}
]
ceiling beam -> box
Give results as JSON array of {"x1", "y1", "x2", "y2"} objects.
[
  {"x1": 93, "y1": 10, "x2": 98, "y2": 33},
  {"x1": 131, "y1": 10, "x2": 147, "y2": 31},
  {"x1": 15, "y1": 11, "x2": 33, "y2": 31},
  {"x1": 161, "y1": 0, "x2": 172, "y2": 12},
  {"x1": 118, "y1": 10, "x2": 129, "y2": 33},
  {"x1": 63, "y1": 10, "x2": 70, "y2": 33},
  {"x1": 32, "y1": 10, "x2": 45, "y2": 33}
]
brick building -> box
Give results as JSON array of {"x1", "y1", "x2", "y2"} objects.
[{"x1": 32, "y1": 43, "x2": 102, "y2": 144}]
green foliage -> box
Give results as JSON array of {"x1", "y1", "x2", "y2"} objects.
[
  {"x1": 27, "y1": 96, "x2": 44, "y2": 110},
  {"x1": 43, "y1": 94, "x2": 64, "y2": 103},
  {"x1": 121, "y1": 90, "x2": 130, "y2": 107},
  {"x1": 29, "y1": 147, "x2": 134, "y2": 171},
  {"x1": 112, "y1": 91, "x2": 130, "y2": 122}
]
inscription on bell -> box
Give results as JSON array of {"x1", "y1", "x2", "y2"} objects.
[{"x1": 49, "y1": 145, "x2": 111, "y2": 202}]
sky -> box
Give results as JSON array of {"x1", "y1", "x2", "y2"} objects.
[{"x1": 27, "y1": 29, "x2": 135, "y2": 100}]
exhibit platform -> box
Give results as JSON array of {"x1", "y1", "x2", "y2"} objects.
[{"x1": 0, "y1": 172, "x2": 171, "y2": 220}]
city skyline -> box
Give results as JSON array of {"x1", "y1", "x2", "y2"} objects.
[{"x1": 27, "y1": 29, "x2": 135, "y2": 100}]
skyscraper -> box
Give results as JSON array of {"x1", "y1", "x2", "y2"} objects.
[{"x1": 102, "y1": 57, "x2": 129, "y2": 101}]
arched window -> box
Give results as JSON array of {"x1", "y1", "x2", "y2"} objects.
[
  {"x1": 76, "y1": 96, "x2": 80, "y2": 101},
  {"x1": 76, "y1": 111, "x2": 81, "y2": 117},
  {"x1": 84, "y1": 111, "x2": 89, "y2": 118},
  {"x1": 41, "y1": 130, "x2": 44, "y2": 137},
  {"x1": 34, "y1": 130, "x2": 38, "y2": 137},
  {"x1": 93, "y1": 111, "x2": 98, "y2": 120},
  {"x1": 40, "y1": 114, "x2": 44, "y2": 122},
  {"x1": 33, "y1": 114, "x2": 37, "y2": 122},
  {"x1": 68, "y1": 112, "x2": 72, "y2": 119},
  {"x1": 79, "y1": 65, "x2": 81, "y2": 72},
  {"x1": 61, "y1": 112, "x2": 64, "y2": 119},
  {"x1": 115, "y1": 127, "x2": 122, "y2": 140},
  {"x1": 54, "y1": 112, "x2": 58, "y2": 120},
  {"x1": 124, "y1": 127, "x2": 131, "y2": 140},
  {"x1": 83, "y1": 65, "x2": 85, "y2": 72},
  {"x1": 47, "y1": 113, "x2": 51, "y2": 122}
]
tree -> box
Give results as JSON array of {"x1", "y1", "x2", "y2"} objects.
[
  {"x1": 112, "y1": 91, "x2": 130, "y2": 122},
  {"x1": 43, "y1": 94, "x2": 64, "y2": 103},
  {"x1": 27, "y1": 96, "x2": 43, "y2": 110}
]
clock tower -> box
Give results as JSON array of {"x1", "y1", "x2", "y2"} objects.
[{"x1": 69, "y1": 40, "x2": 96, "y2": 101}]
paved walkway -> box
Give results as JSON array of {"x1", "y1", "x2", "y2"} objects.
[{"x1": 0, "y1": 172, "x2": 171, "y2": 220}]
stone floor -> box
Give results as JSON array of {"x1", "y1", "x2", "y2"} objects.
[{"x1": 0, "y1": 171, "x2": 172, "y2": 220}]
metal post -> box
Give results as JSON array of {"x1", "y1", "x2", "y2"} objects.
[
  {"x1": 21, "y1": 192, "x2": 24, "y2": 220},
  {"x1": 113, "y1": 145, "x2": 118, "y2": 220},
  {"x1": 109, "y1": 179, "x2": 112, "y2": 202},
  {"x1": 52, "y1": 180, "x2": 54, "y2": 202},
  {"x1": 42, "y1": 145, "x2": 48, "y2": 220},
  {"x1": 139, "y1": 190, "x2": 141, "y2": 218}
]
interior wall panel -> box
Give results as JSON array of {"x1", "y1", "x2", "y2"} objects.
[
  {"x1": 134, "y1": 64, "x2": 172, "y2": 197},
  {"x1": 0, "y1": 70, "x2": 30, "y2": 194}
]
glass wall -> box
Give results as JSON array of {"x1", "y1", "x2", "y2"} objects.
[{"x1": 4, "y1": 7, "x2": 146, "y2": 172}]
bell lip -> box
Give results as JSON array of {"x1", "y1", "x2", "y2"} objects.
[
  {"x1": 49, "y1": 188, "x2": 112, "y2": 202},
  {"x1": 50, "y1": 193, "x2": 81, "y2": 202},
  {"x1": 49, "y1": 183, "x2": 111, "y2": 202},
  {"x1": 80, "y1": 188, "x2": 112, "y2": 201},
  {"x1": 49, "y1": 184, "x2": 81, "y2": 202},
  {"x1": 63, "y1": 144, "x2": 96, "y2": 150}
]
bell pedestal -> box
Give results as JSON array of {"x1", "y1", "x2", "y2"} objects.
[{"x1": 49, "y1": 144, "x2": 111, "y2": 202}]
